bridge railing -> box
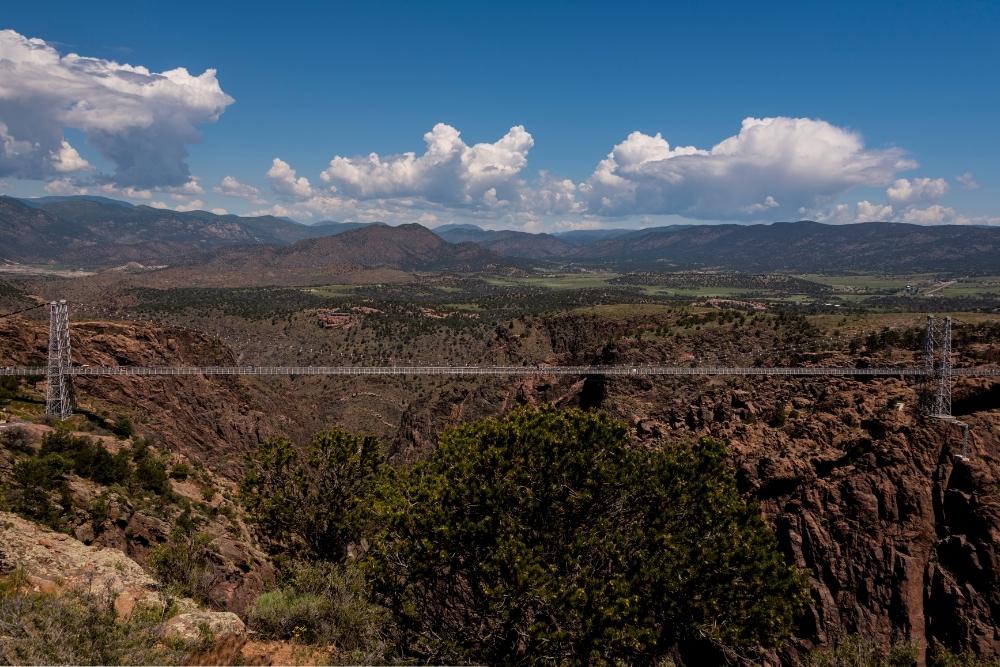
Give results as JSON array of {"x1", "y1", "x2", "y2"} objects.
[{"x1": 7, "y1": 364, "x2": 997, "y2": 377}]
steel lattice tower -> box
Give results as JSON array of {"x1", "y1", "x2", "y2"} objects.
[
  {"x1": 935, "y1": 316, "x2": 953, "y2": 417},
  {"x1": 920, "y1": 315, "x2": 938, "y2": 413},
  {"x1": 44, "y1": 300, "x2": 73, "y2": 420},
  {"x1": 920, "y1": 315, "x2": 954, "y2": 417}
]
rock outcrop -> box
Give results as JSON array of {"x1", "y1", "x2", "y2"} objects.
[
  {"x1": 0, "y1": 511, "x2": 243, "y2": 629},
  {"x1": 586, "y1": 374, "x2": 1000, "y2": 663}
]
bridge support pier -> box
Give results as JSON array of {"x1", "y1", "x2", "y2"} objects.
[{"x1": 44, "y1": 300, "x2": 73, "y2": 420}]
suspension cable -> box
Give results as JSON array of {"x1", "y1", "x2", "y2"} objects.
[{"x1": 0, "y1": 302, "x2": 47, "y2": 320}]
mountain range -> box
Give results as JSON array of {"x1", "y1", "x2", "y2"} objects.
[
  {"x1": 142, "y1": 223, "x2": 509, "y2": 287},
  {"x1": 2, "y1": 194, "x2": 999, "y2": 275},
  {"x1": 0, "y1": 196, "x2": 360, "y2": 267}
]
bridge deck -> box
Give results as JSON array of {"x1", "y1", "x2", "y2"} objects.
[{"x1": 2, "y1": 365, "x2": 999, "y2": 377}]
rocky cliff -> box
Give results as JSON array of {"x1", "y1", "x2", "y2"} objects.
[
  {"x1": 0, "y1": 316, "x2": 273, "y2": 475},
  {"x1": 2, "y1": 313, "x2": 998, "y2": 663},
  {"x1": 582, "y1": 374, "x2": 1000, "y2": 663}
]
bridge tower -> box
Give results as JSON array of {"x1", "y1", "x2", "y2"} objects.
[
  {"x1": 934, "y1": 316, "x2": 953, "y2": 417},
  {"x1": 44, "y1": 300, "x2": 73, "y2": 420},
  {"x1": 921, "y1": 315, "x2": 953, "y2": 417}
]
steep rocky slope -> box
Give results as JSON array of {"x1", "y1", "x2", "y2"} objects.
[
  {"x1": 0, "y1": 316, "x2": 273, "y2": 473},
  {"x1": 2, "y1": 312, "x2": 998, "y2": 663},
  {"x1": 0, "y1": 511, "x2": 245, "y2": 638},
  {"x1": 593, "y1": 374, "x2": 1000, "y2": 661}
]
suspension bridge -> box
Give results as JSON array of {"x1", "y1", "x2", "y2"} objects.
[{"x1": 1, "y1": 302, "x2": 997, "y2": 432}]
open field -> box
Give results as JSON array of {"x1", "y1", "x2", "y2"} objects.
[
  {"x1": 481, "y1": 272, "x2": 620, "y2": 289},
  {"x1": 799, "y1": 273, "x2": 1000, "y2": 297},
  {"x1": 0, "y1": 263, "x2": 96, "y2": 278}
]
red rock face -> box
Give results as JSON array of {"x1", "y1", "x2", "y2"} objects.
[
  {"x1": 1, "y1": 316, "x2": 274, "y2": 475},
  {"x1": 2, "y1": 315, "x2": 998, "y2": 662},
  {"x1": 591, "y1": 376, "x2": 1000, "y2": 663}
]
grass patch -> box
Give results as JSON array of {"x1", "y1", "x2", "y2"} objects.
[{"x1": 482, "y1": 272, "x2": 619, "y2": 289}]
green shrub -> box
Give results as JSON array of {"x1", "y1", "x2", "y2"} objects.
[
  {"x1": 0, "y1": 426, "x2": 33, "y2": 454},
  {"x1": 132, "y1": 444, "x2": 171, "y2": 496},
  {"x1": 250, "y1": 589, "x2": 329, "y2": 641},
  {"x1": 239, "y1": 429, "x2": 383, "y2": 561},
  {"x1": 40, "y1": 431, "x2": 130, "y2": 486},
  {"x1": 111, "y1": 414, "x2": 135, "y2": 439},
  {"x1": 370, "y1": 405, "x2": 806, "y2": 664},
  {"x1": 929, "y1": 644, "x2": 1000, "y2": 667},
  {"x1": 247, "y1": 561, "x2": 388, "y2": 659},
  {"x1": 169, "y1": 463, "x2": 193, "y2": 481},
  {"x1": 806, "y1": 635, "x2": 920, "y2": 666},
  {"x1": 7, "y1": 432, "x2": 177, "y2": 529},
  {"x1": 769, "y1": 401, "x2": 788, "y2": 427},
  {"x1": 12, "y1": 455, "x2": 67, "y2": 491},
  {"x1": 0, "y1": 570, "x2": 193, "y2": 665},
  {"x1": 147, "y1": 528, "x2": 218, "y2": 604},
  {"x1": 8, "y1": 456, "x2": 71, "y2": 529}
]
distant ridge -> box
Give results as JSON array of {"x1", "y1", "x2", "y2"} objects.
[
  {"x1": 138, "y1": 223, "x2": 511, "y2": 287},
  {"x1": 0, "y1": 196, "x2": 356, "y2": 267},
  {"x1": 440, "y1": 219, "x2": 1000, "y2": 273},
  {"x1": 1, "y1": 194, "x2": 998, "y2": 273},
  {"x1": 571, "y1": 220, "x2": 1000, "y2": 273},
  {"x1": 21, "y1": 195, "x2": 136, "y2": 208}
]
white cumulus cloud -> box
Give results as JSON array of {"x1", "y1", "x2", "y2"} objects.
[
  {"x1": 214, "y1": 175, "x2": 265, "y2": 203},
  {"x1": 580, "y1": 116, "x2": 916, "y2": 220},
  {"x1": 956, "y1": 171, "x2": 980, "y2": 190},
  {"x1": 151, "y1": 198, "x2": 207, "y2": 213},
  {"x1": 43, "y1": 178, "x2": 89, "y2": 195},
  {"x1": 267, "y1": 158, "x2": 313, "y2": 198},
  {"x1": 49, "y1": 140, "x2": 91, "y2": 173},
  {"x1": 98, "y1": 183, "x2": 153, "y2": 200},
  {"x1": 855, "y1": 200, "x2": 894, "y2": 221},
  {"x1": 0, "y1": 29, "x2": 233, "y2": 187},
  {"x1": 319, "y1": 123, "x2": 533, "y2": 206},
  {"x1": 886, "y1": 177, "x2": 949, "y2": 205},
  {"x1": 899, "y1": 204, "x2": 958, "y2": 225}
]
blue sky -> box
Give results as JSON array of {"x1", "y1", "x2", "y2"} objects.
[{"x1": 1, "y1": 0, "x2": 997, "y2": 229}]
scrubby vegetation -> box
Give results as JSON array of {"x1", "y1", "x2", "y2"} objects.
[
  {"x1": 147, "y1": 526, "x2": 219, "y2": 604},
  {"x1": 370, "y1": 406, "x2": 806, "y2": 663},
  {"x1": 0, "y1": 570, "x2": 199, "y2": 665},
  {"x1": 3, "y1": 430, "x2": 173, "y2": 531},
  {"x1": 246, "y1": 560, "x2": 388, "y2": 660},
  {"x1": 239, "y1": 406, "x2": 806, "y2": 664},
  {"x1": 805, "y1": 635, "x2": 1000, "y2": 667},
  {"x1": 239, "y1": 428, "x2": 383, "y2": 561}
]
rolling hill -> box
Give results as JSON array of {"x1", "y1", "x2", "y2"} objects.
[
  {"x1": 3, "y1": 195, "x2": 999, "y2": 274},
  {"x1": 132, "y1": 223, "x2": 511, "y2": 287},
  {"x1": 434, "y1": 225, "x2": 578, "y2": 259},
  {"x1": 440, "y1": 220, "x2": 1000, "y2": 273},
  {"x1": 0, "y1": 196, "x2": 367, "y2": 267},
  {"x1": 575, "y1": 221, "x2": 1000, "y2": 273}
]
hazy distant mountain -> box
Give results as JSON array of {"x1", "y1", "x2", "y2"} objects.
[
  {"x1": 3, "y1": 195, "x2": 999, "y2": 274},
  {"x1": 435, "y1": 225, "x2": 577, "y2": 259},
  {"x1": 433, "y1": 223, "x2": 484, "y2": 234},
  {"x1": 438, "y1": 219, "x2": 1000, "y2": 273},
  {"x1": 433, "y1": 224, "x2": 637, "y2": 256},
  {"x1": 551, "y1": 229, "x2": 637, "y2": 243},
  {"x1": 576, "y1": 221, "x2": 1000, "y2": 273},
  {"x1": 0, "y1": 196, "x2": 350, "y2": 267},
  {"x1": 274, "y1": 223, "x2": 502, "y2": 272},
  {"x1": 143, "y1": 223, "x2": 511, "y2": 287},
  {"x1": 22, "y1": 195, "x2": 136, "y2": 209},
  {"x1": 309, "y1": 220, "x2": 378, "y2": 235}
]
